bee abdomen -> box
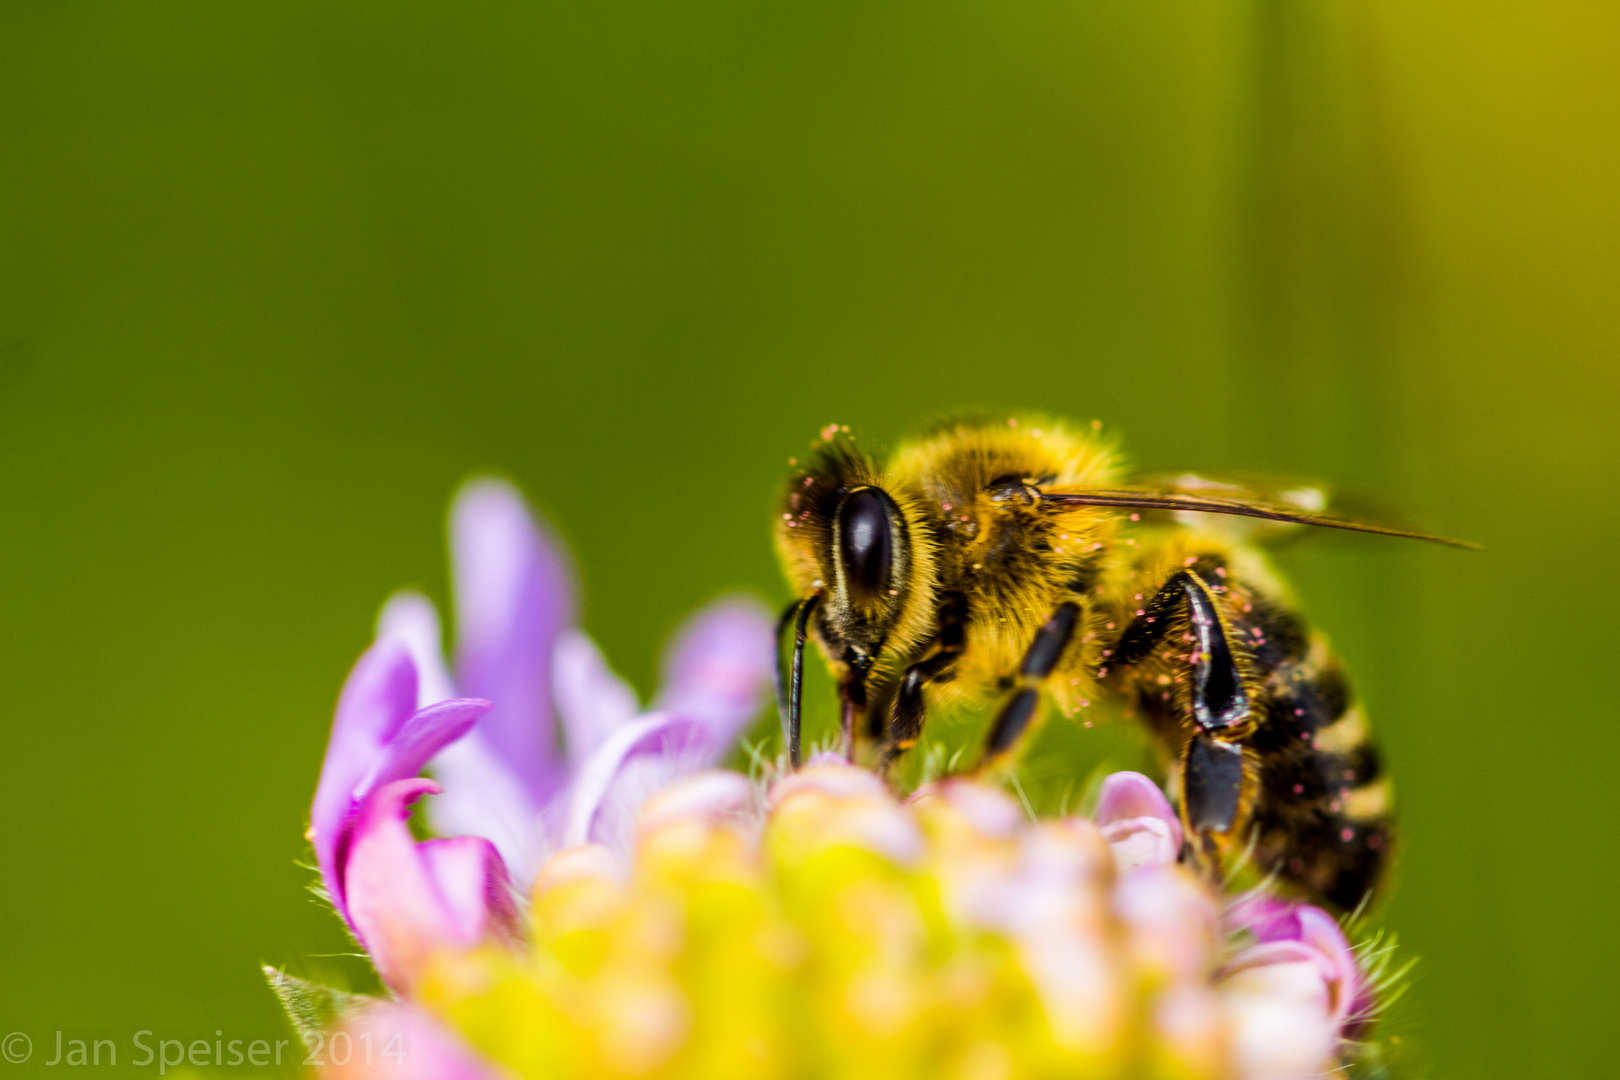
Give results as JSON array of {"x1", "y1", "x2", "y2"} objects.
[{"x1": 1242, "y1": 604, "x2": 1393, "y2": 912}]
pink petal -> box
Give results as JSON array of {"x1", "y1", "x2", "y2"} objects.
[
  {"x1": 376, "y1": 590, "x2": 458, "y2": 707},
  {"x1": 552, "y1": 629, "x2": 640, "y2": 768},
  {"x1": 767, "y1": 761, "x2": 925, "y2": 866},
  {"x1": 319, "y1": 1001, "x2": 502, "y2": 1080},
  {"x1": 1115, "y1": 864, "x2": 1221, "y2": 985},
  {"x1": 343, "y1": 779, "x2": 516, "y2": 995},
  {"x1": 311, "y1": 642, "x2": 418, "y2": 920},
  {"x1": 417, "y1": 836, "x2": 521, "y2": 949},
  {"x1": 637, "y1": 770, "x2": 758, "y2": 835},
  {"x1": 1294, "y1": 905, "x2": 1361, "y2": 1031},
  {"x1": 1217, "y1": 906, "x2": 1361, "y2": 1074},
  {"x1": 1227, "y1": 898, "x2": 1361, "y2": 1035},
  {"x1": 1218, "y1": 948, "x2": 1339, "y2": 1080},
  {"x1": 1227, "y1": 892, "x2": 1300, "y2": 942},
  {"x1": 653, "y1": 594, "x2": 775, "y2": 759},
  {"x1": 1094, "y1": 771, "x2": 1184, "y2": 874},
  {"x1": 431, "y1": 478, "x2": 575, "y2": 875},
  {"x1": 908, "y1": 778, "x2": 1026, "y2": 839}
]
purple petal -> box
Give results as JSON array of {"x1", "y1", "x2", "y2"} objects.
[
  {"x1": 376, "y1": 590, "x2": 458, "y2": 707},
  {"x1": 430, "y1": 478, "x2": 575, "y2": 869},
  {"x1": 449, "y1": 478, "x2": 573, "y2": 782},
  {"x1": 553, "y1": 629, "x2": 640, "y2": 768},
  {"x1": 563, "y1": 711, "x2": 716, "y2": 849},
  {"x1": 426, "y1": 735, "x2": 553, "y2": 890},
  {"x1": 353, "y1": 698, "x2": 493, "y2": 808},
  {"x1": 652, "y1": 594, "x2": 775, "y2": 760},
  {"x1": 311, "y1": 640, "x2": 418, "y2": 920},
  {"x1": 320, "y1": 1001, "x2": 501, "y2": 1080},
  {"x1": 1094, "y1": 771, "x2": 1184, "y2": 874}
]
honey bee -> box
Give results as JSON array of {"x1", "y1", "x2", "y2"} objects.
[{"x1": 773, "y1": 417, "x2": 1468, "y2": 912}]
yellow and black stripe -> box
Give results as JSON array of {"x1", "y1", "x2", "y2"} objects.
[{"x1": 1234, "y1": 592, "x2": 1393, "y2": 912}]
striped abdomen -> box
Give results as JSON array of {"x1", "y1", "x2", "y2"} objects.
[{"x1": 1238, "y1": 594, "x2": 1392, "y2": 912}]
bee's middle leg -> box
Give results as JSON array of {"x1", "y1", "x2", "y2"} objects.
[
  {"x1": 978, "y1": 600, "x2": 1083, "y2": 767},
  {"x1": 878, "y1": 592, "x2": 969, "y2": 773}
]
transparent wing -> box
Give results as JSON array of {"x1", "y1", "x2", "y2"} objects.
[{"x1": 1042, "y1": 480, "x2": 1476, "y2": 549}]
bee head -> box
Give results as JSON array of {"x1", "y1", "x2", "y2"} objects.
[{"x1": 777, "y1": 434, "x2": 936, "y2": 681}]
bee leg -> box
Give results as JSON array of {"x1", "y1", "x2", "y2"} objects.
[
  {"x1": 1111, "y1": 569, "x2": 1253, "y2": 867},
  {"x1": 880, "y1": 592, "x2": 970, "y2": 774},
  {"x1": 773, "y1": 600, "x2": 800, "y2": 725},
  {"x1": 980, "y1": 600, "x2": 1082, "y2": 766},
  {"x1": 880, "y1": 652, "x2": 954, "y2": 774},
  {"x1": 776, "y1": 592, "x2": 821, "y2": 768},
  {"x1": 837, "y1": 671, "x2": 869, "y2": 761}
]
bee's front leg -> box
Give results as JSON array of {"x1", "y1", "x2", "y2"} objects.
[{"x1": 775, "y1": 592, "x2": 822, "y2": 768}]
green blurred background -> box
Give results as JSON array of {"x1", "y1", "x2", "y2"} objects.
[{"x1": 2, "y1": 2, "x2": 1615, "y2": 1077}]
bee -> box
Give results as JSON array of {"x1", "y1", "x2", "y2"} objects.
[{"x1": 773, "y1": 417, "x2": 1468, "y2": 912}]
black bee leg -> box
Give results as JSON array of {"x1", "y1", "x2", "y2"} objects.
[
  {"x1": 1183, "y1": 731, "x2": 1245, "y2": 829},
  {"x1": 979, "y1": 601, "x2": 1082, "y2": 768},
  {"x1": 775, "y1": 592, "x2": 821, "y2": 768},
  {"x1": 879, "y1": 591, "x2": 969, "y2": 773},
  {"x1": 773, "y1": 600, "x2": 800, "y2": 725},
  {"x1": 837, "y1": 669, "x2": 870, "y2": 761},
  {"x1": 880, "y1": 651, "x2": 954, "y2": 774},
  {"x1": 1110, "y1": 569, "x2": 1253, "y2": 861}
]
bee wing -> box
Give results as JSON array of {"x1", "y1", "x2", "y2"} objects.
[{"x1": 1042, "y1": 485, "x2": 1477, "y2": 549}]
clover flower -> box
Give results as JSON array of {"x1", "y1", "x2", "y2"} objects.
[{"x1": 287, "y1": 479, "x2": 1376, "y2": 1080}]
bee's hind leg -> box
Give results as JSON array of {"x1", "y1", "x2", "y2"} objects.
[
  {"x1": 1111, "y1": 569, "x2": 1254, "y2": 866},
  {"x1": 978, "y1": 600, "x2": 1083, "y2": 768}
]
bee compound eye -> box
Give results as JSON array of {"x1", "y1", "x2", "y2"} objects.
[{"x1": 838, "y1": 488, "x2": 896, "y2": 596}]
